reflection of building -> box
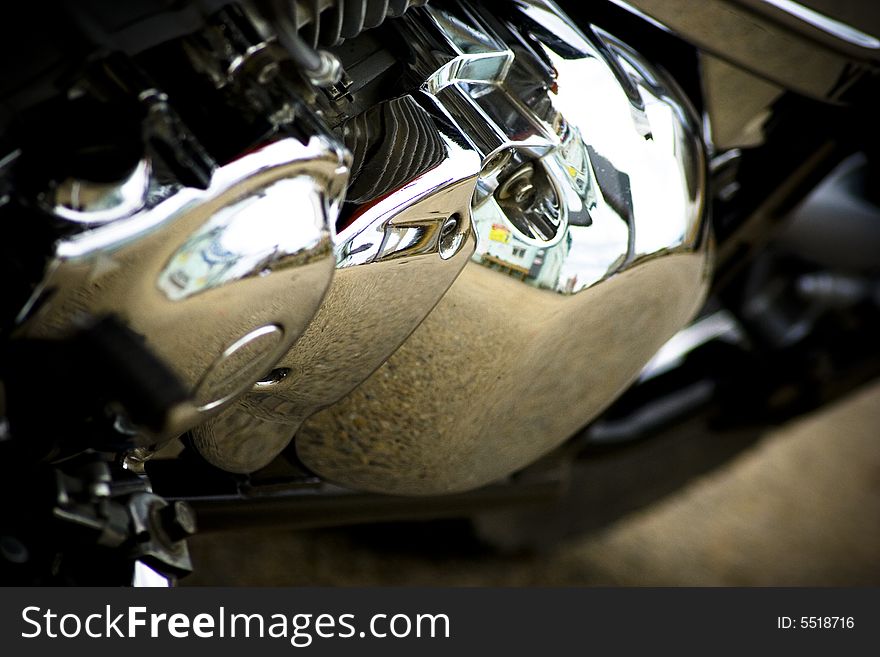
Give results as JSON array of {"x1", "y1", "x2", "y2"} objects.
[{"x1": 476, "y1": 218, "x2": 571, "y2": 290}]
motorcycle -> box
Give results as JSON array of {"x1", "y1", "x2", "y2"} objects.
[{"x1": 1, "y1": 0, "x2": 878, "y2": 585}]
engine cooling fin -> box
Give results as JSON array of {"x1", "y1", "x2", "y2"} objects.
[
  {"x1": 295, "y1": 0, "x2": 429, "y2": 47},
  {"x1": 341, "y1": 95, "x2": 446, "y2": 204}
]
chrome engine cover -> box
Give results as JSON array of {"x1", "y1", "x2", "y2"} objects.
[
  {"x1": 289, "y1": 0, "x2": 711, "y2": 494},
  {"x1": 17, "y1": 0, "x2": 709, "y2": 490},
  {"x1": 191, "y1": 121, "x2": 479, "y2": 471},
  {"x1": 18, "y1": 98, "x2": 348, "y2": 437}
]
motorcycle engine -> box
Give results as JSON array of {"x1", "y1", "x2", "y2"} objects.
[{"x1": 5, "y1": 0, "x2": 709, "y2": 494}]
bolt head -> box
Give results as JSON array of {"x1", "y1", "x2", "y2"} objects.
[{"x1": 159, "y1": 500, "x2": 197, "y2": 542}]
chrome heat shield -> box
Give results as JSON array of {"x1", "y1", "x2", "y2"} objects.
[
  {"x1": 191, "y1": 0, "x2": 710, "y2": 489},
  {"x1": 293, "y1": 0, "x2": 711, "y2": 493}
]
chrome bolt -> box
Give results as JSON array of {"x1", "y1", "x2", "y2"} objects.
[{"x1": 438, "y1": 213, "x2": 465, "y2": 260}]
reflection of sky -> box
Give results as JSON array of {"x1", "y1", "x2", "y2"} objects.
[
  {"x1": 558, "y1": 207, "x2": 628, "y2": 291},
  {"x1": 545, "y1": 49, "x2": 691, "y2": 258},
  {"x1": 474, "y1": 187, "x2": 627, "y2": 293},
  {"x1": 469, "y1": 38, "x2": 700, "y2": 295},
  {"x1": 158, "y1": 176, "x2": 326, "y2": 300},
  {"x1": 214, "y1": 178, "x2": 326, "y2": 257}
]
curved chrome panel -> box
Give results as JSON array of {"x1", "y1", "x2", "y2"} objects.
[
  {"x1": 615, "y1": 0, "x2": 880, "y2": 103},
  {"x1": 294, "y1": 0, "x2": 711, "y2": 494},
  {"x1": 51, "y1": 160, "x2": 152, "y2": 225},
  {"x1": 19, "y1": 122, "x2": 348, "y2": 436},
  {"x1": 190, "y1": 100, "x2": 480, "y2": 473}
]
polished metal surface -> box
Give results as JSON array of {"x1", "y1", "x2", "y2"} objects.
[
  {"x1": 19, "y1": 108, "x2": 348, "y2": 436},
  {"x1": 611, "y1": 0, "x2": 880, "y2": 103},
  {"x1": 293, "y1": 0, "x2": 711, "y2": 494},
  {"x1": 50, "y1": 159, "x2": 152, "y2": 225},
  {"x1": 190, "y1": 96, "x2": 480, "y2": 473},
  {"x1": 760, "y1": 0, "x2": 879, "y2": 50}
]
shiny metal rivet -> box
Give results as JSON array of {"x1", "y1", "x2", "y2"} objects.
[{"x1": 438, "y1": 213, "x2": 465, "y2": 260}]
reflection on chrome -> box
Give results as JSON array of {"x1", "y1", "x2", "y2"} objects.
[
  {"x1": 335, "y1": 128, "x2": 478, "y2": 269},
  {"x1": 295, "y1": 0, "x2": 711, "y2": 495},
  {"x1": 158, "y1": 176, "x2": 329, "y2": 302},
  {"x1": 406, "y1": 0, "x2": 705, "y2": 295},
  {"x1": 190, "y1": 99, "x2": 481, "y2": 473},
  {"x1": 19, "y1": 123, "x2": 347, "y2": 435},
  {"x1": 50, "y1": 159, "x2": 151, "y2": 225},
  {"x1": 761, "y1": 0, "x2": 880, "y2": 50}
]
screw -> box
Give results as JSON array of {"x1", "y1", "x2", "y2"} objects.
[{"x1": 509, "y1": 178, "x2": 536, "y2": 205}]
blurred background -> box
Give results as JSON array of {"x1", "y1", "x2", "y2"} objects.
[{"x1": 186, "y1": 378, "x2": 880, "y2": 586}]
